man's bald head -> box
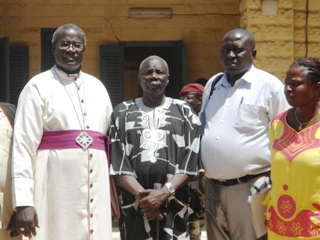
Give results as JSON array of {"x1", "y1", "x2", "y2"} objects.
[
  {"x1": 139, "y1": 55, "x2": 169, "y2": 73},
  {"x1": 223, "y1": 28, "x2": 256, "y2": 50}
]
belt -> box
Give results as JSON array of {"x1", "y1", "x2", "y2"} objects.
[{"x1": 209, "y1": 172, "x2": 270, "y2": 186}]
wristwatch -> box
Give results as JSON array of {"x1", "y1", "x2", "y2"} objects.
[{"x1": 165, "y1": 182, "x2": 175, "y2": 196}]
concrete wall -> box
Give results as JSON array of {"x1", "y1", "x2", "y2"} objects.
[
  {"x1": 240, "y1": 0, "x2": 320, "y2": 81},
  {"x1": 2, "y1": 0, "x2": 319, "y2": 83},
  {"x1": 0, "y1": 0, "x2": 240, "y2": 83},
  {"x1": 294, "y1": 0, "x2": 320, "y2": 61}
]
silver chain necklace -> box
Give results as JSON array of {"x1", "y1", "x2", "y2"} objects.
[{"x1": 54, "y1": 68, "x2": 93, "y2": 149}]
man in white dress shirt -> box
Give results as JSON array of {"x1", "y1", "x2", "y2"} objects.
[
  {"x1": 200, "y1": 28, "x2": 289, "y2": 240},
  {"x1": 11, "y1": 23, "x2": 113, "y2": 240}
]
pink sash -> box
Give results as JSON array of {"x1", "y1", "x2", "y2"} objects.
[
  {"x1": 38, "y1": 130, "x2": 107, "y2": 151},
  {"x1": 37, "y1": 130, "x2": 119, "y2": 219}
]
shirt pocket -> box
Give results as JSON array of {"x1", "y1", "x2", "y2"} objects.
[{"x1": 234, "y1": 104, "x2": 259, "y2": 131}]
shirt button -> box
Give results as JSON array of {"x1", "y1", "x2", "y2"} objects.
[
  {"x1": 89, "y1": 153, "x2": 93, "y2": 158},
  {"x1": 83, "y1": 112, "x2": 87, "y2": 116},
  {"x1": 90, "y1": 229, "x2": 94, "y2": 234},
  {"x1": 216, "y1": 136, "x2": 219, "y2": 140},
  {"x1": 90, "y1": 184, "x2": 93, "y2": 188},
  {"x1": 86, "y1": 125, "x2": 90, "y2": 129},
  {"x1": 220, "y1": 120, "x2": 224, "y2": 124},
  {"x1": 81, "y1": 99, "x2": 84, "y2": 103},
  {"x1": 90, "y1": 198, "x2": 94, "y2": 203},
  {"x1": 90, "y1": 169, "x2": 93, "y2": 174},
  {"x1": 90, "y1": 213, "x2": 93, "y2": 218}
]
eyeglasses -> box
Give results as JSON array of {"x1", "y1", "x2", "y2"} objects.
[{"x1": 58, "y1": 41, "x2": 84, "y2": 51}]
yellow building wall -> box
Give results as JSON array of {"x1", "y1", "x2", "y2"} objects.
[
  {"x1": 3, "y1": 0, "x2": 319, "y2": 84},
  {"x1": 240, "y1": 0, "x2": 320, "y2": 82},
  {"x1": 0, "y1": 1, "x2": 3, "y2": 37},
  {"x1": 0, "y1": 0, "x2": 240, "y2": 83},
  {"x1": 294, "y1": 0, "x2": 320, "y2": 61}
]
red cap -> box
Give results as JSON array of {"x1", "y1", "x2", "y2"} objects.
[{"x1": 179, "y1": 83, "x2": 204, "y2": 97}]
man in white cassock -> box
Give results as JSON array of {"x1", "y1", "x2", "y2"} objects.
[
  {"x1": 11, "y1": 23, "x2": 113, "y2": 240},
  {"x1": 0, "y1": 103, "x2": 22, "y2": 239}
]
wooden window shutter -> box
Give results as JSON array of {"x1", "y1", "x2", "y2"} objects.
[
  {"x1": 41, "y1": 28, "x2": 56, "y2": 72},
  {"x1": 10, "y1": 45, "x2": 29, "y2": 106},
  {"x1": 0, "y1": 37, "x2": 10, "y2": 102},
  {"x1": 174, "y1": 41, "x2": 186, "y2": 98},
  {"x1": 100, "y1": 45, "x2": 125, "y2": 108}
]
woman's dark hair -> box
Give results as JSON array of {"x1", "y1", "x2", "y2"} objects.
[{"x1": 291, "y1": 58, "x2": 320, "y2": 84}]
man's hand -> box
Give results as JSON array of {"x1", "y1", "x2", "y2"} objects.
[
  {"x1": 16, "y1": 206, "x2": 39, "y2": 238},
  {"x1": 138, "y1": 188, "x2": 168, "y2": 219},
  {"x1": 143, "y1": 209, "x2": 164, "y2": 221},
  {"x1": 6, "y1": 212, "x2": 20, "y2": 237}
]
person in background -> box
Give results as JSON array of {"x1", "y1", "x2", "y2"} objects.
[
  {"x1": 180, "y1": 83, "x2": 205, "y2": 240},
  {"x1": 109, "y1": 55, "x2": 203, "y2": 240},
  {"x1": 265, "y1": 57, "x2": 320, "y2": 239},
  {"x1": 180, "y1": 83, "x2": 204, "y2": 115},
  {"x1": 200, "y1": 28, "x2": 289, "y2": 240},
  {"x1": 0, "y1": 103, "x2": 21, "y2": 239},
  {"x1": 11, "y1": 23, "x2": 113, "y2": 240}
]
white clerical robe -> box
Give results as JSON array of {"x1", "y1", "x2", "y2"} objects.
[
  {"x1": 12, "y1": 66, "x2": 113, "y2": 240},
  {"x1": 0, "y1": 107, "x2": 22, "y2": 240}
]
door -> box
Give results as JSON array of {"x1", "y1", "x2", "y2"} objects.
[
  {"x1": 0, "y1": 37, "x2": 29, "y2": 105},
  {"x1": 0, "y1": 37, "x2": 10, "y2": 102},
  {"x1": 100, "y1": 41, "x2": 186, "y2": 108}
]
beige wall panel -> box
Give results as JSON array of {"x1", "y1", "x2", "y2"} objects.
[
  {"x1": 309, "y1": 0, "x2": 320, "y2": 11},
  {"x1": 6, "y1": 0, "x2": 238, "y2": 4},
  {"x1": 254, "y1": 58, "x2": 292, "y2": 81},
  {"x1": 240, "y1": 0, "x2": 295, "y2": 81},
  {"x1": 248, "y1": 8, "x2": 292, "y2": 25},
  {"x1": 308, "y1": 27, "x2": 320, "y2": 42},
  {"x1": 255, "y1": 56, "x2": 293, "y2": 70},
  {"x1": 308, "y1": 12, "x2": 320, "y2": 26},
  {"x1": 248, "y1": 24, "x2": 293, "y2": 41},
  {"x1": 256, "y1": 41, "x2": 293, "y2": 57},
  {"x1": 293, "y1": 0, "x2": 307, "y2": 11},
  {"x1": 239, "y1": 9, "x2": 247, "y2": 28},
  {"x1": 1, "y1": 0, "x2": 240, "y2": 82},
  {"x1": 3, "y1": 16, "x2": 108, "y2": 29},
  {"x1": 306, "y1": 42, "x2": 320, "y2": 59},
  {"x1": 29, "y1": 56, "x2": 41, "y2": 77},
  {"x1": 279, "y1": 0, "x2": 295, "y2": 9},
  {"x1": 81, "y1": 46, "x2": 99, "y2": 59},
  {"x1": 294, "y1": 11, "x2": 306, "y2": 26},
  {"x1": 184, "y1": 28, "x2": 225, "y2": 44},
  {"x1": 118, "y1": 28, "x2": 180, "y2": 42},
  {"x1": 294, "y1": 27, "x2": 305, "y2": 42},
  {"x1": 83, "y1": 29, "x2": 122, "y2": 45},
  {"x1": 4, "y1": 28, "x2": 39, "y2": 45},
  {"x1": 4, "y1": 4, "x2": 108, "y2": 17},
  {"x1": 173, "y1": 3, "x2": 239, "y2": 14},
  {"x1": 294, "y1": 42, "x2": 306, "y2": 58},
  {"x1": 81, "y1": 57, "x2": 100, "y2": 78}
]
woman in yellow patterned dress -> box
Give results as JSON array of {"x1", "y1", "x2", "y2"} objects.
[{"x1": 266, "y1": 58, "x2": 320, "y2": 239}]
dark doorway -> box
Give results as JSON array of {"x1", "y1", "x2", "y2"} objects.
[
  {"x1": 124, "y1": 45, "x2": 179, "y2": 100},
  {"x1": 100, "y1": 41, "x2": 186, "y2": 108},
  {"x1": 0, "y1": 37, "x2": 29, "y2": 105}
]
